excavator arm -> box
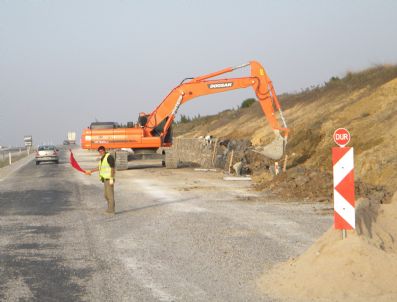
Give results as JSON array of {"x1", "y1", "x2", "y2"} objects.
[{"x1": 144, "y1": 61, "x2": 289, "y2": 160}]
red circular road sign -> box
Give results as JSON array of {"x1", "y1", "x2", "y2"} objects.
[{"x1": 333, "y1": 128, "x2": 351, "y2": 147}]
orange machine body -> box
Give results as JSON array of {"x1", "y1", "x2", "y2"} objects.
[
  {"x1": 81, "y1": 126, "x2": 163, "y2": 150},
  {"x1": 81, "y1": 60, "x2": 289, "y2": 151}
]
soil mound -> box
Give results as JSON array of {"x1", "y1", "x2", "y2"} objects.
[
  {"x1": 257, "y1": 192, "x2": 397, "y2": 302},
  {"x1": 253, "y1": 167, "x2": 392, "y2": 204}
]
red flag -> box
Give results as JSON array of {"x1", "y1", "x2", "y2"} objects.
[{"x1": 69, "y1": 149, "x2": 86, "y2": 173}]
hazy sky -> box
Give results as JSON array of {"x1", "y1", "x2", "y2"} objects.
[{"x1": 1, "y1": 0, "x2": 396, "y2": 147}]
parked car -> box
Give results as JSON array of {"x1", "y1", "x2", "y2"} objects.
[{"x1": 35, "y1": 145, "x2": 59, "y2": 165}]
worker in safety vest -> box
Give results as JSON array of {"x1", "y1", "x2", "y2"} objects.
[{"x1": 85, "y1": 146, "x2": 116, "y2": 214}]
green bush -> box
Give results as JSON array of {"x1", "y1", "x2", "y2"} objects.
[
  {"x1": 178, "y1": 114, "x2": 191, "y2": 124},
  {"x1": 241, "y1": 98, "x2": 256, "y2": 108}
]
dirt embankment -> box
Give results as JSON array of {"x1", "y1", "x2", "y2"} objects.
[{"x1": 175, "y1": 65, "x2": 397, "y2": 203}]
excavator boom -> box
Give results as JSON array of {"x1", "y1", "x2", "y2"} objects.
[{"x1": 144, "y1": 60, "x2": 289, "y2": 159}]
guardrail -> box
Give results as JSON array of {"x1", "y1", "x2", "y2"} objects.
[{"x1": 0, "y1": 148, "x2": 32, "y2": 168}]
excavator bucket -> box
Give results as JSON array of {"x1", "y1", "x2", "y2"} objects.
[{"x1": 257, "y1": 130, "x2": 285, "y2": 160}]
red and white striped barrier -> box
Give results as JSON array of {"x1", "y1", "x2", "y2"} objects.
[
  {"x1": 332, "y1": 147, "x2": 355, "y2": 229},
  {"x1": 332, "y1": 128, "x2": 355, "y2": 230}
]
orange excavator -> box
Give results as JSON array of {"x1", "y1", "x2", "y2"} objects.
[{"x1": 81, "y1": 61, "x2": 289, "y2": 169}]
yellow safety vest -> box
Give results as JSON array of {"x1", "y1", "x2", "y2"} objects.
[{"x1": 99, "y1": 153, "x2": 112, "y2": 179}]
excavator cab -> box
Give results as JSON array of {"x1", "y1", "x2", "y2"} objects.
[{"x1": 138, "y1": 113, "x2": 149, "y2": 128}]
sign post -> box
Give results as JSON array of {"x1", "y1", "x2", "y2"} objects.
[{"x1": 332, "y1": 128, "x2": 355, "y2": 239}]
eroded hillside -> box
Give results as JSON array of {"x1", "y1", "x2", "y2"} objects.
[{"x1": 174, "y1": 65, "x2": 397, "y2": 201}]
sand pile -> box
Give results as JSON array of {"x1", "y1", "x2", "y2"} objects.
[{"x1": 258, "y1": 192, "x2": 397, "y2": 302}]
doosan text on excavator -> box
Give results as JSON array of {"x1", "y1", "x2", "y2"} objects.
[{"x1": 80, "y1": 61, "x2": 289, "y2": 169}]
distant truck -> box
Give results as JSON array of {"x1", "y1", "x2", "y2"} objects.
[
  {"x1": 24, "y1": 135, "x2": 33, "y2": 147},
  {"x1": 67, "y1": 131, "x2": 76, "y2": 144}
]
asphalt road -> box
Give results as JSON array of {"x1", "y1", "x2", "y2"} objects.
[{"x1": 0, "y1": 148, "x2": 333, "y2": 301}]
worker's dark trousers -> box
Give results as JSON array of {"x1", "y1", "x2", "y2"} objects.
[{"x1": 103, "y1": 180, "x2": 115, "y2": 213}]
